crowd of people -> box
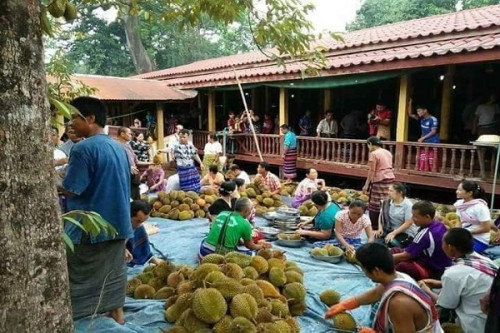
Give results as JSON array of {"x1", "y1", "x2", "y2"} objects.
[{"x1": 53, "y1": 96, "x2": 500, "y2": 332}]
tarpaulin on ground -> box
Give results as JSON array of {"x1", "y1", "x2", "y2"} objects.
[{"x1": 75, "y1": 217, "x2": 375, "y2": 333}]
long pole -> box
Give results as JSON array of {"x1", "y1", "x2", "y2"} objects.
[
  {"x1": 233, "y1": 68, "x2": 264, "y2": 162},
  {"x1": 491, "y1": 143, "x2": 500, "y2": 213}
]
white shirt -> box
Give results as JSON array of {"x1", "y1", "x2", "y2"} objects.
[
  {"x1": 204, "y1": 141, "x2": 222, "y2": 155},
  {"x1": 455, "y1": 200, "x2": 491, "y2": 244},
  {"x1": 437, "y1": 263, "x2": 493, "y2": 333},
  {"x1": 54, "y1": 148, "x2": 67, "y2": 171},
  {"x1": 236, "y1": 170, "x2": 251, "y2": 185},
  {"x1": 168, "y1": 134, "x2": 180, "y2": 152},
  {"x1": 475, "y1": 104, "x2": 500, "y2": 126},
  {"x1": 166, "y1": 174, "x2": 180, "y2": 191}
]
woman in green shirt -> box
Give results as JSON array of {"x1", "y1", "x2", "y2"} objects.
[
  {"x1": 198, "y1": 197, "x2": 271, "y2": 260},
  {"x1": 296, "y1": 191, "x2": 341, "y2": 245}
]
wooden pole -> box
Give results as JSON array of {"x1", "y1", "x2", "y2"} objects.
[
  {"x1": 440, "y1": 65, "x2": 455, "y2": 141},
  {"x1": 208, "y1": 90, "x2": 216, "y2": 132},
  {"x1": 233, "y1": 68, "x2": 263, "y2": 161},
  {"x1": 323, "y1": 89, "x2": 332, "y2": 111},
  {"x1": 156, "y1": 103, "x2": 164, "y2": 151},
  {"x1": 396, "y1": 75, "x2": 411, "y2": 142},
  {"x1": 279, "y1": 88, "x2": 288, "y2": 126},
  {"x1": 251, "y1": 88, "x2": 256, "y2": 111}
]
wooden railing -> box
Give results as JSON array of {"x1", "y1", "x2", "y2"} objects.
[{"x1": 191, "y1": 131, "x2": 495, "y2": 180}]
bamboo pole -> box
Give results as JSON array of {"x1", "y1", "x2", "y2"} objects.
[{"x1": 233, "y1": 68, "x2": 263, "y2": 162}]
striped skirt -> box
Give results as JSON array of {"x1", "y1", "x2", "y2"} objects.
[
  {"x1": 177, "y1": 164, "x2": 201, "y2": 193},
  {"x1": 202, "y1": 153, "x2": 217, "y2": 177},
  {"x1": 368, "y1": 179, "x2": 393, "y2": 213},
  {"x1": 283, "y1": 148, "x2": 297, "y2": 179}
]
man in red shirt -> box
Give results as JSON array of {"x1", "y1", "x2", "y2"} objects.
[{"x1": 368, "y1": 101, "x2": 392, "y2": 140}]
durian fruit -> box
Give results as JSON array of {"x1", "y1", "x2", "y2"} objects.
[
  {"x1": 283, "y1": 282, "x2": 306, "y2": 303},
  {"x1": 225, "y1": 252, "x2": 252, "y2": 268},
  {"x1": 178, "y1": 203, "x2": 190, "y2": 212},
  {"x1": 201, "y1": 253, "x2": 226, "y2": 265},
  {"x1": 243, "y1": 266, "x2": 259, "y2": 280},
  {"x1": 255, "y1": 307, "x2": 274, "y2": 324},
  {"x1": 195, "y1": 209, "x2": 206, "y2": 218},
  {"x1": 332, "y1": 312, "x2": 357, "y2": 331},
  {"x1": 126, "y1": 278, "x2": 142, "y2": 296},
  {"x1": 263, "y1": 197, "x2": 275, "y2": 207},
  {"x1": 229, "y1": 316, "x2": 257, "y2": 333},
  {"x1": 134, "y1": 284, "x2": 156, "y2": 299},
  {"x1": 178, "y1": 210, "x2": 192, "y2": 221},
  {"x1": 148, "y1": 277, "x2": 165, "y2": 291},
  {"x1": 48, "y1": 0, "x2": 67, "y2": 17},
  {"x1": 229, "y1": 293, "x2": 258, "y2": 320},
  {"x1": 153, "y1": 201, "x2": 163, "y2": 210},
  {"x1": 190, "y1": 263, "x2": 220, "y2": 282},
  {"x1": 271, "y1": 250, "x2": 286, "y2": 260},
  {"x1": 221, "y1": 263, "x2": 244, "y2": 280},
  {"x1": 255, "y1": 280, "x2": 281, "y2": 298},
  {"x1": 167, "y1": 271, "x2": 185, "y2": 288},
  {"x1": 213, "y1": 315, "x2": 232, "y2": 333},
  {"x1": 324, "y1": 244, "x2": 343, "y2": 256},
  {"x1": 177, "y1": 265, "x2": 194, "y2": 279},
  {"x1": 319, "y1": 290, "x2": 341, "y2": 306},
  {"x1": 165, "y1": 326, "x2": 187, "y2": 333},
  {"x1": 153, "y1": 286, "x2": 175, "y2": 299},
  {"x1": 241, "y1": 278, "x2": 257, "y2": 286},
  {"x1": 211, "y1": 278, "x2": 244, "y2": 300},
  {"x1": 441, "y1": 322, "x2": 465, "y2": 333},
  {"x1": 256, "y1": 248, "x2": 272, "y2": 260},
  {"x1": 268, "y1": 258, "x2": 286, "y2": 270},
  {"x1": 137, "y1": 271, "x2": 155, "y2": 284},
  {"x1": 346, "y1": 251, "x2": 359, "y2": 264},
  {"x1": 289, "y1": 300, "x2": 307, "y2": 316},
  {"x1": 165, "y1": 292, "x2": 194, "y2": 323},
  {"x1": 285, "y1": 265, "x2": 304, "y2": 276},
  {"x1": 243, "y1": 283, "x2": 264, "y2": 304},
  {"x1": 204, "y1": 271, "x2": 228, "y2": 284},
  {"x1": 154, "y1": 261, "x2": 176, "y2": 279},
  {"x1": 269, "y1": 267, "x2": 287, "y2": 287},
  {"x1": 270, "y1": 299, "x2": 289, "y2": 317},
  {"x1": 177, "y1": 280, "x2": 197, "y2": 295},
  {"x1": 182, "y1": 197, "x2": 194, "y2": 206},
  {"x1": 298, "y1": 205, "x2": 309, "y2": 216},
  {"x1": 176, "y1": 308, "x2": 209, "y2": 332},
  {"x1": 285, "y1": 317, "x2": 300, "y2": 333},
  {"x1": 165, "y1": 295, "x2": 178, "y2": 309},
  {"x1": 285, "y1": 270, "x2": 303, "y2": 284},
  {"x1": 246, "y1": 188, "x2": 257, "y2": 198},
  {"x1": 311, "y1": 248, "x2": 329, "y2": 257},
  {"x1": 191, "y1": 288, "x2": 227, "y2": 324},
  {"x1": 167, "y1": 208, "x2": 180, "y2": 220},
  {"x1": 308, "y1": 206, "x2": 318, "y2": 216},
  {"x1": 251, "y1": 255, "x2": 269, "y2": 274},
  {"x1": 159, "y1": 205, "x2": 172, "y2": 214}
]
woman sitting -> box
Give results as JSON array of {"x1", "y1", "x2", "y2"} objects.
[
  {"x1": 333, "y1": 200, "x2": 374, "y2": 255},
  {"x1": 198, "y1": 197, "x2": 271, "y2": 260},
  {"x1": 291, "y1": 168, "x2": 326, "y2": 208},
  {"x1": 296, "y1": 191, "x2": 341, "y2": 245},
  {"x1": 140, "y1": 155, "x2": 165, "y2": 193},
  {"x1": 208, "y1": 181, "x2": 237, "y2": 222},
  {"x1": 378, "y1": 182, "x2": 418, "y2": 248},
  {"x1": 201, "y1": 165, "x2": 225, "y2": 191},
  {"x1": 455, "y1": 180, "x2": 491, "y2": 253}
]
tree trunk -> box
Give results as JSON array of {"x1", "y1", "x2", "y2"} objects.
[
  {"x1": 123, "y1": 8, "x2": 155, "y2": 74},
  {"x1": 0, "y1": 0, "x2": 73, "y2": 331}
]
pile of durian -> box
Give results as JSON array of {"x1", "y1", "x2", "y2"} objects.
[
  {"x1": 328, "y1": 187, "x2": 369, "y2": 205},
  {"x1": 297, "y1": 200, "x2": 318, "y2": 217},
  {"x1": 239, "y1": 178, "x2": 286, "y2": 216},
  {"x1": 149, "y1": 189, "x2": 216, "y2": 221},
  {"x1": 436, "y1": 212, "x2": 461, "y2": 229},
  {"x1": 310, "y1": 244, "x2": 359, "y2": 264},
  {"x1": 128, "y1": 250, "x2": 306, "y2": 332},
  {"x1": 279, "y1": 181, "x2": 298, "y2": 197}
]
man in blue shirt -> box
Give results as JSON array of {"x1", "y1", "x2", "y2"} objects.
[{"x1": 62, "y1": 96, "x2": 132, "y2": 323}]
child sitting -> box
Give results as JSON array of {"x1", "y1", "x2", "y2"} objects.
[{"x1": 140, "y1": 155, "x2": 165, "y2": 193}]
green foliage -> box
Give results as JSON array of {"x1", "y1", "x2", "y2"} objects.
[
  {"x1": 62, "y1": 210, "x2": 118, "y2": 251},
  {"x1": 346, "y1": 0, "x2": 498, "y2": 31}
]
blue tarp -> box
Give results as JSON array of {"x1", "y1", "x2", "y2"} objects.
[{"x1": 74, "y1": 217, "x2": 376, "y2": 332}]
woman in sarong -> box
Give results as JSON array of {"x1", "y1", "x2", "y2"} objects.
[
  {"x1": 291, "y1": 168, "x2": 326, "y2": 208},
  {"x1": 172, "y1": 129, "x2": 204, "y2": 193},
  {"x1": 363, "y1": 136, "x2": 395, "y2": 231},
  {"x1": 202, "y1": 133, "x2": 222, "y2": 177},
  {"x1": 280, "y1": 124, "x2": 297, "y2": 180}
]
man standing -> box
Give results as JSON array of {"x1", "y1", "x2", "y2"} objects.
[
  {"x1": 299, "y1": 110, "x2": 313, "y2": 136},
  {"x1": 368, "y1": 101, "x2": 392, "y2": 140},
  {"x1": 280, "y1": 124, "x2": 297, "y2": 180},
  {"x1": 62, "y1": 96, "x2": 133, "y2": 323},
  {"x1": 316, "y1": 111, "x2": 338, "y2": 138},
  {"x1": 117, "y1": 127, "x2": 151, "y2": 200},
  {"x1": 254, "y1": 162, "x2": 281, "y2": 195},
  {"x1": 326, "y1": 243, "x2": 442, "y2": 332}
]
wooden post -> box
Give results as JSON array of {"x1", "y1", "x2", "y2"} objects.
[
  {"x1": 265, "y1": 86, "x2": 269, "y2": 112},
  {"x1": 440, "y1": 65, "x2": 455, "y2": 141},
  {"x1": 395, "y1": 75, "x2": 411, "y2": 170},
  {"x1": 208, "y1": 90, "x2": 216, "y2": 132},
  {"x1": 156, "y1": 103, "x2": 164, "y2": 150},
  {"x1": 251, "y1": 88, "x2": 256, "y2": 110},
  {"x1": 279, "y1": 87, "x2": 288, "y2": 126},
  {"x1": 323, "y1": 89, "x2": 331, "y2": 111}
]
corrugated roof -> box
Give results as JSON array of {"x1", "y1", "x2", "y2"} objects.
[
  {"x1": 132, "y1": 4, "x2": 500, "y2": 87},
  {"x1": 50, "y1": 74, "x2": 197, "y2": 101}
]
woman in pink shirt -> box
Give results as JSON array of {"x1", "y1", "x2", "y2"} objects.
[
  {"x1": 363, "y1": 136, "x2": 395, "y2": 231},
  {"x1": 334, "y1": 200, "x2": 374, "y2": 255}
]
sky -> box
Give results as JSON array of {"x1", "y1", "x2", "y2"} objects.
[{"x1": 307, "y1": 0, "x2": 362, "y2": 32}]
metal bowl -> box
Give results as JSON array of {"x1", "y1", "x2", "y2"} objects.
[
  {"x1": 258, "y1": 227, "x2": 280, "y2": 240},
  {"x1": 274, "y1": 220, "x2": 299, "y2": 230},
  {"x1": 275, "y1": 238, "x2": 305, "y2": 248},
  {"x1": 310, "y1": 252, "x2": 344, "y2": 264}
]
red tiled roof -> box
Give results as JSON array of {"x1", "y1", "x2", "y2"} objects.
[
  {"x1": 50, "y1": 74, "x2": 197, "y2": 101},
  {"x1": 133, "y1": 4, "x2": 500, "y2": 86}
]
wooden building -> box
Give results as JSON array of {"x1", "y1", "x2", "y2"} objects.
[{"x1": 133, "y1": 5, "x2": 500, "y2": 195}]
